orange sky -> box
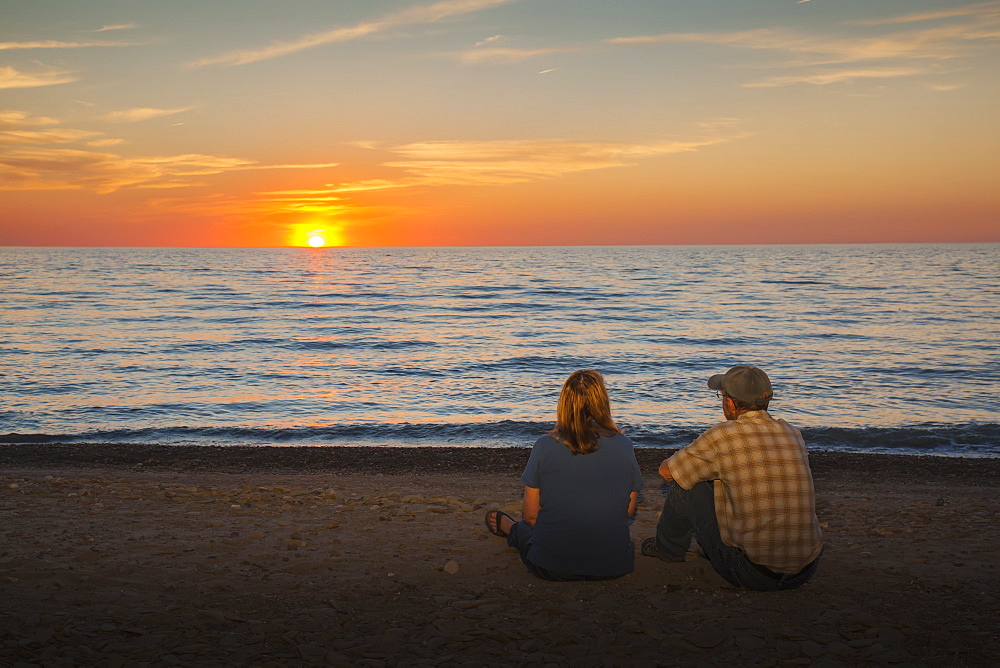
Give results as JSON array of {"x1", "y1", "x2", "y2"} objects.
[{"x1": 2, "y1": 1, "x2": 999, "y2": 246}]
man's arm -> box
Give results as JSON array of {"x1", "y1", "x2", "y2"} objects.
[
  {"x1": 522, "y1": 485, "x2": 540, "y2": 527},
  {"x1": 658, "y1": 459, "x2": 674, "y2": 483},
  {"x1": 627, "y1": 491, "x2": 638, "y2": 517}
]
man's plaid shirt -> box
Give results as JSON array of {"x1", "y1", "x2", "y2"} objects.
[{"x1": 667, "y1": 410, "x2": 823, "y2": 573}]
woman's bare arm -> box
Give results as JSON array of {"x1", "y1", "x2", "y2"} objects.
[
  {"x1": 522, "y1": 485, "x2": 540, "y2": 527},
  {"x1": 627, "y1": 490, "x2": 638, "y2": 517}
]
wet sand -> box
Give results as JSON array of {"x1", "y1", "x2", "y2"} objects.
[{"x1": 1, "y1": 445, "x2": 998, "y2": 666}]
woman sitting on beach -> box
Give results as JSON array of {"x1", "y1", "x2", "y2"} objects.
[{"x1": 486, "y1": 369, "x2": 643, "y2": 581}]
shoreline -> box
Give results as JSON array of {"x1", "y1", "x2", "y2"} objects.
[
  {"x1": 3, "y1": 445, "x2": 998, "y2": 665},
  {"x1": 3, "y1": 442, "x2": 1000, "y2": 481}
]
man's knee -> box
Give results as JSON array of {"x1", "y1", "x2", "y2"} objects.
[{"x1": 663, "y1": 480, "x2": 714, "y2": 517}]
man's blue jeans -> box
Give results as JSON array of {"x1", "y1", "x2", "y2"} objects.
[{"x1": 653, "y1": 481, "x2": 818, "y2": 591}]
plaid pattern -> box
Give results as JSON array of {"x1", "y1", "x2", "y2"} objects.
[{"x1": 667, "y1": 410, "x2": 823, "y2": 573}]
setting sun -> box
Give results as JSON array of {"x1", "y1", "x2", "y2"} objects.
[{"x1": 288, "y1": 223, "x2": 345, "y2": 247}]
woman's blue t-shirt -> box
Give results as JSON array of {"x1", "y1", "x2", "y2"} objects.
[{"x1": 520, "y1": 433, "x2": 644, "y2": 577}]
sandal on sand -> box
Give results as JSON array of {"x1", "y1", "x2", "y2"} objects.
[
  {"x1": 641, "y1": 537, "x2": 685, "y2": 563},
  {"x1": 485, "y1": 510, "x2": 515, "y2": 538}
]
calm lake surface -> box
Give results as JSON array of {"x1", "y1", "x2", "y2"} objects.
[{"x1": 1, "y1": 244, "x2": 997, "y2": 456}]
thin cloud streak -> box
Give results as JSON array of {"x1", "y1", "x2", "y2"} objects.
[
  {"x1": 0, "y1": 111, "x2": 59, "y2": 129},
  {"x1": 0, "y1": 149, "x2": 258, "y2": 193},
  {"x1": 147, "y1": 193, "x2": 353, "y2": 218},
  {"x1": 475, "y1": 35, "x2": 504, "y2": 47},
  {"x1": 0, "y1": 39, "x2": 138, "y2": 50},
  {"x1": 439, "y1": 1, "x2": 1000, "y2": 81},
  {"x1": 851, "y1": 1, "x2": 1000, "y2": 26},
  {"x1": 448, "y1": 1, "x2": 1000, "y2": 77},
  {"x1": 325, "y1": 135, "x2": 746, "y2": 192},
  {"x1": 0, "y1": 145, "x2": 339, "y2": 193},
  {"x1": 606, "y1": 27, "x2": 983, "y2": 63},
  {"x1": 102, "y1": 107, "x2": 195, "y2": 123},
  {"x1": 0, "y1": 67, "x2": 78, "y2": 89},
  {"x1": 454, "y1": 46, "x2": 576, "y2": 64},
  {"x1": 745, "y1": 67, "x2": 931, "y2": 88},
  {"x1": 254, "y1": 135, "x2": 742, "y2": 200},
  {"x1": 0, "y1": 107, "x2": 343, "y2": 194},
  {"x1": 189, "y1": 0, "x2": 521, "y2": 68},
  {"x1": 0, "y1": 129, "x2": 105, "y2": 145},
  {"x1": 90, "y1": 24, "x2": 140, "y2": 32},
  {"x1": 604, "y1": 2, "x2": 1000, "y2": 86},
  {"x1": 924, "y1": 82, "x2": 968, "y2": 91},
  {"x1": 87, "y1": 138, "x2": 126, "y2": 147},
  {"x1": 0, "y1": 111, "x2": 339, "y2": 194},
  {"x1": 235, "y1": 163, "x2": 341, "y2": 171}
]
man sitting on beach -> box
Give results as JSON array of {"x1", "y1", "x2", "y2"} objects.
[{"x1": 642, "y1": 365, "x2": 822, "y2": 590}]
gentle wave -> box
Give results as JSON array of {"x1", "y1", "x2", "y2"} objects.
[
  {"x1": 2, "y1": 244, "x2": 998, "y2": 458},
  {"x1": 3, "y1": 422, "x2": 997, "y2": 457}
]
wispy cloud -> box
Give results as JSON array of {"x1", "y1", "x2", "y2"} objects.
[
  {"x1": 605, "y1": 1, "x2": 1000, "y2": 86},
  {"x1": 475, "y1": 35, "x2": 504, "y2": 47},
  {"x1": 0, "y1": 111, "x2": 60, "y2": 130},
  {"x1": 0, "y1": 111, "x2": 132, "y2": 144},
  {"x1": 745, "y1": 67, "x2": 930, "y2": 88},
  {"x1": 850, "y1": 2, "x2": 1000, "y2": 26},
  {"x1": 89, "y1": 24, "x2": 140, "y2": 32},
  {"x1": 0, "y1": 149, "x2": 256, "y2": 193},
  {"x1": 258, "y1": 189, "x2": 344, "y2": 196},
  {"x1": 189, "y1": 0, "x2": 520, "y2": 68},
  {"x1": 87, "y1": 137, "x2": 127, "y2": 147},
  {"x1": 302, "y1": 180, "x2": 414, "y2": 194},
  {"x1": 0, "y1": 112, "x2": 340, "y2": 193},
  {"x1": 385, "y1": 137, "x2": 737, "y2": 185},
  {"x1": 0, "y1": 148, "x2": 168, "y2": 192},
  {"x1": 452, "y1": 46, "x2": 575, "y2": 64},
  {"x1": 0, "y1": 39, "x2": 138, "y2": 50},
  {"x1": 443, "y1": 1, "x2": 1000, "y2": 77},
  {"x1": 235, "y1": 162, "x2": 341, "y2": 171},
  {"x1": 0, "y1": 66, "x2": 78, "y2": 89},
  {"x1": 606, "y1": 27, "x2": 976, "y2": 64},
  {"x1": 101, "y1": 107, "x2": 195, "y2": 123},
  {"x1": 924, "y1": 82, "x2": 968, "y2": 91},
  {"x1": 250, "y1": 189, "x2": 349, "y2": 216},
  {"x1": 319, "y1": 134, "x2": 745, "y2": 194},
  {"x1": 0, "y1": 152, "x2": 339, "y2": 192},
  {"x1": 147, "y1": 192, "x2": 353, "y2": 218},
  {"x1": 0, "y1": 129, "x2": 105, "y2": 145},
  {"x1": 240, "y1": 133, "x2": 742, "y2": 203}
]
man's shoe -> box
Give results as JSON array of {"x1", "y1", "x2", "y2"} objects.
[{"x1": 641, "y1": 537, "x2": 685, "y2": 563}]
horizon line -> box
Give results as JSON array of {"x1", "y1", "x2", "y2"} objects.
[{"x1": 2, "y1": 241, "x2": 997, "y2": 249}]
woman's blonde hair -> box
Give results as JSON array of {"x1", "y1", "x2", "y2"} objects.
[{"x1": 551, "y1": 369, "x2": 621, "y2": 455}]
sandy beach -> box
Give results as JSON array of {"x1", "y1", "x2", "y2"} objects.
[{"x1": 1, "y1": 445, "x2": 998, "y2": 666}]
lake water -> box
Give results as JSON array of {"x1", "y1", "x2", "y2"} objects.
[{"x1": 1, "y1": 244, "x2": 997, "y2": 456}]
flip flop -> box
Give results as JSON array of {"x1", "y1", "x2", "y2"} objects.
[{"x1": 484, "y1": 509, "x2": 515, "y2": 538}]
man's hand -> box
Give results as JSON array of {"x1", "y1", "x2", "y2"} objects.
[{"x1": 658, "y1": 459, "x2": 674, "y2": 483}]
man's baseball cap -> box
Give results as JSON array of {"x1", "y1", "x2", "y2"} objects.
[{"x1": 707, "y1": 365, "x2": 773, "y2": 407}]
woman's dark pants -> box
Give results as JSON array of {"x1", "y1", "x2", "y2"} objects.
[{"x1": 506, "y1": 521, "x2": 622, "y2": 582}]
